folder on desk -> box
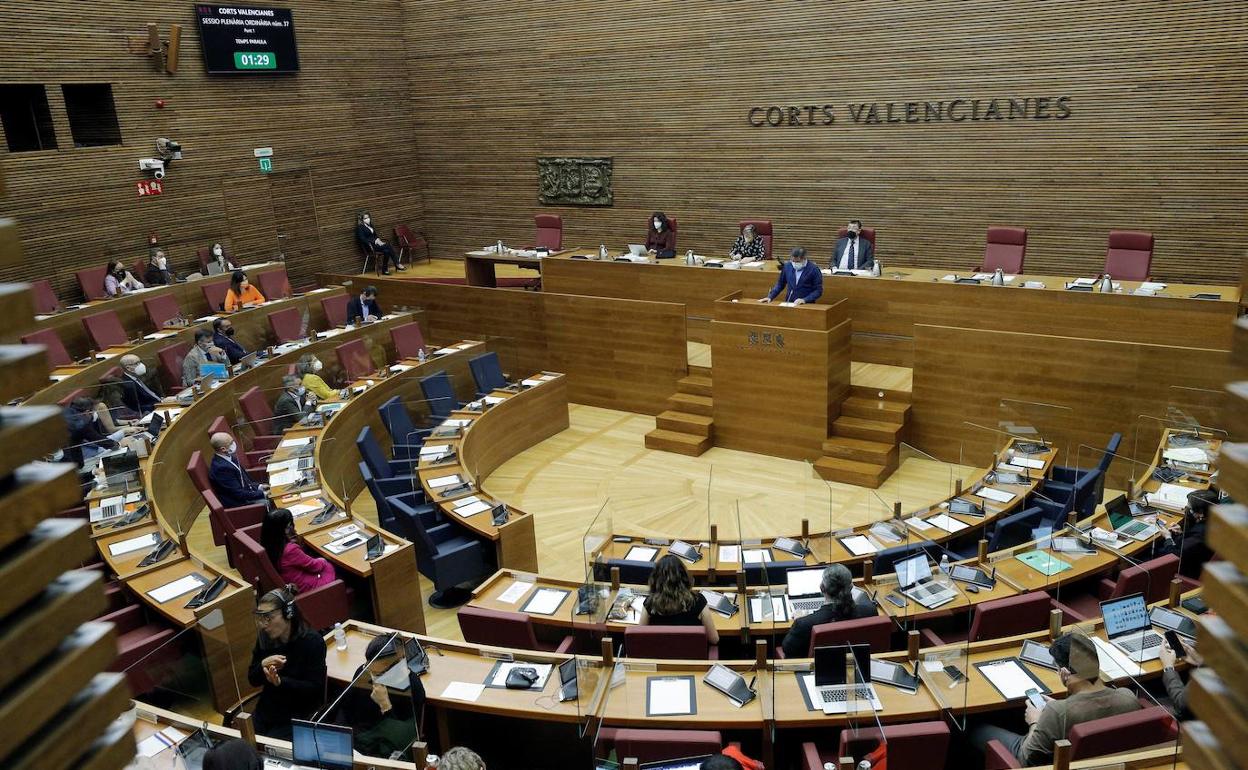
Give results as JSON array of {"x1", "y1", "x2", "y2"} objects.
[
  {"x1": 520, "y1": 588, "x2": 569, "y2": 616},
  {"x1": 646, "y1": 675, "x2": 696, "y2": 716},
  {"x1": 1014, "y1": 550, "x2": 1072, "y2": 576}
]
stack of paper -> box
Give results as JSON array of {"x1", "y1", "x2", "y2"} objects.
[
  {"x1": 975, "y1": 487, "x2": 1016, "y2": 504},
  {"x1": 108, "y1": 532, "x2": 161, "y2": 557},
  {"x1": 1147, "y1": 483, "x2": 1195, "y2": 511},
  {"x1": 1007, "y1": 456, "x2": 1045, "y2": 470},
  {"x1": 280, "y1": 437, "x2": 314, "y2": 448},
  {"x1": 453, "y1": 497, "x2": 491, "y2": 517},
  {"x1": 925, "y1": 513, "x2": 969, "y2": 533},
  {"x1": 718, "y1": 545, "x2": 741, "y2": 563},
  {"x1": 743, "y1": 548, "x2": 772, "y2": 564},
  {"x1": 498, "y1": 580, "x2": 533, "y2": 604},
  {"x1": 1091, "y1": 637, "x2": 1143, "y2": 679},
  {"x1": 148, "y1": 574, "x2": 208, "y2": 603},
  {"x1": 427, "y1": 474, "x2": 462, "y2": 488},
  {"x1": 1163, "y1": 447, "x2": 1208, "y2": 464}
]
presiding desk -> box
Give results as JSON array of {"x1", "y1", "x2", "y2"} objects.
[{"x1": 462, "y1": 247, "x2": 577, "y2": 287}]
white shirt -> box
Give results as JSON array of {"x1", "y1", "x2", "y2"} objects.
[{"x1": 838, "y1": 237, "x2": 859, "y2": 270}]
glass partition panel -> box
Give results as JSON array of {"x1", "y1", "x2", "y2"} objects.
[
  {"x1": 877, "y1": 443, "x2": 956, "y2": 514},
  {"x1": 995, "y1": 398, "x2": 1074, "y2": 469},
  {"x1": 580, "y1": 500, "x2": 613, "y2": 634},
  {"x1": 916, "y1": 563, "x2": 972, "y2": 732}
]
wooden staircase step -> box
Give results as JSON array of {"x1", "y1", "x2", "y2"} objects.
[
  {"x1": 840, "y1": 396, "x2": 910, "y2": 425},
  {"x1": 688, "y1": 364, "x2": 712, "y2": 379},
  {"x1": 668, "y1": 392, "x2": 713, "y2": 417},
  {"x1": 814, "y1": 456, "x2": 891, "y2": 488},
  {"x1": 822, "y1": 436, "x2": 898, "y2": 465},
  {"x1": 833, "y1": 415, "x2": 903, "y2": 443},
  {"x1": 644, "y1": 428, "x2": 712, "y2": 457},
  {"x1": 850, "y1": 384, "x2": 912, "y2": 403},
  {"x1": 678, "y1": 374, "x2": 713, "y2": 397},
  {"x1": 657, "y1": 410, "x2": 713, "y2": 438}
]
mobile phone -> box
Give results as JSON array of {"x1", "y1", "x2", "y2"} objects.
[
  {"x1": 1164, "y1": 630, "x2": 1186, "y2": 660},
  {"x1": 1024, "y1": 687, "x2": 1046, "y2": 710},
  {"x1": 885, "y1": 592, "x2": 907, "y2": 608},
  {"x1": 943, "y1": 665, "x2": 966, "y2": 683}
]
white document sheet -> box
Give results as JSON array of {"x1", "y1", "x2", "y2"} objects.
[
  {"x1": 498, "y1": 581, "x2": 534, "y2": 604},
  {"x1": 978, "y1": 659, "x2": 1040, "y2": 699},
  {"x1": 1163, "y1": 447, "x2": 1208, "y2": 464},
  {"x1": 926, "y1": 514, "x2": 970, "y2": 533},
  {"x1": 148, "y1": 574, "x2": 207, "y2": 603},
  {"x1": 268, "y1": 469, "x2": 299, "y2": 487},
  {"x1": 749, "y1": 595, "x2": 788, "y2": 622},
  {"x1": 441, "y1": 681, "x2": 486, "y2": 702},
  {"x1": 1139, "y1": 282, "x2": 1168, "y2": 291},
  {"x1": 280, "y1": 437, "x2": 314, "y2": 448},
  {"x1": 484, "y1": 396, "x2": 505, "y2": 405},
  {"x1": 420, "y1": 444, "x2": 452, "y2": 456},
  {"x1": 433, "y1": 347, "x2": 459, "y2": 356},
  {"x1": 905, "y1": 516, "x2": 935, "y2": 532},
  {"x1": 1008, "y1": 456, "x2": 1046, "y2": 470},
  {"x1": 743, "y1": 548, "x2": 771, "y2": 564},
  {"x1": 108, "y1": 532, "x2": 161, "y2": 557},
  {"x1": 624, "y1": 546, "x2": 658, "y2": 562},
  {"x1": 718, "y1": 545, "x2": 741, "y2": 563},
  {"x1": 389, "y1": 364, "x2": 413, "y2": 373},
  {"x1": 1148, "y1": 483, "x2": 1194, "y2": 511},
  {"x1": 523, "y1": 588, "x2": 568, "y2": 615},
  {"x1": 427, "y1": 474, "x2": 462, "y2": 488},
  {"x1": 975, "y1": 487, "x2": 1017, "y2": 504},
  {"x1": 488, "y1": 662, "x2": 553, "y2": 689},
  {"x1": 521, "y1": 379, "x2": 544, "y2": 387},
  {"x1": 648, "y1": 677, "x2": 694, "y2": 716},
  {"x1": 455, "y1": 501, "x2": 491, "y2": 517},
  {"x1": 136, "y1": 726, "x2": 188, "y2": 757},
  {"x1": 288, "y1": 502, "x2": 321, "y2": 517},
  {"x1": 1091, "y1": 637, "x2": 1144, "y2": 679},
  {"x1": 841, "y1": 535, "x2": 879, "y2": 556},
  {"x1": 444, "y1": 419, "x2": 472, "y2": 427}
]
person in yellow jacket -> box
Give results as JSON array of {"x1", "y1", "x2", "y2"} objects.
[{"x1": 296, "y1": 354, "x2": 339, "y2": 401}]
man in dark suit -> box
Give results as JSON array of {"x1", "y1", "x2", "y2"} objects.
[
  {"x1": 346, "y1": 286, "x2": 383, "y2": 325},
  {"x1": 272, "y1": 375, "x2": 311, "y2": 433},
  {"x1": 212, "y1": 318, "x2": 249, "y2": 365},
  {"x1": 355, "y1": 213, "x2": 400, "y2": 275},
  {"x1": 760, "y1": 247, "x2": 823, "y2": 305},
  {"x1": 208, "y1": 432, "x2": 269, "y2": 508},
  {"x1": 143, "y1": 249, "x2": 177, "y2": 285},
  {"x1": 109, "y1": 354, "x2": 163, "y2": 418},
  {"x1": 780, "y1": 565, "x2": 878, "y2": 658},
  {"x1": 831, "y1": 219, "x2": 874, "y2": 271}
]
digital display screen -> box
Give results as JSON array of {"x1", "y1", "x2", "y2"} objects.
[{"x1": 195, "y1": 5, "x2": 299, "y2": 74}]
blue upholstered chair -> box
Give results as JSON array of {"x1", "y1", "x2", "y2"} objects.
[
  {"x1": 1043, "y1": 433, "x2": 1121, "y2": 507},
  {"x1": 360, "y1": 461, "x2": 435, "y2": 535},
  {"x1": 419, "y1": 369, "x2": 461, "y2": 421},
  {"x1": 468, "y1": 352, "x2": 508, "y2": 396},
  {"x1": 390, "y1": 495, "x2": 491, "y2": 607},
  {"x1": 378, "y1": 395, "x2": 429, "y2": 461},
  {"x1": 356, "y1": 425, "x2": 419, "y2": 489}
]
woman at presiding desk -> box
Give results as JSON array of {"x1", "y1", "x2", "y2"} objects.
[
  {"x1": 247, "y1": 587, "x2": 328, "y2": 740},
  {"x1": 728, "y1": 223, "x2": 766, "y2": 263},
  {"x1": 260, "y1": 508, "x2": 337, "y2": 593},
  {"x1": 646, "y1": 211, "x2": 677, "y2": 259},
  {"x1": 638, "y1": 554, "x2": 720, "y2": 644}
]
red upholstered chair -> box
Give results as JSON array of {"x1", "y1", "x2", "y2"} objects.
[
  {"x1": 335, "y1": 339, "x2": 374, "y2": 381},
  {"x1": 608, "y1": 730, "x2": 723, "y2": 766},
  {"x1": 267, "y1": 307, "x2": 303, "y2": 343},
  {"x1": 738, "y1": 220, "x2": 774, "y2": 260},
  {"x1": 802, "y1": 720, "x2": 951, "y2": 770},
  {"x1": 1104, "y1": 230, "x2": 1154, "y2": 281},
  {"x1": 186, "y1": 449, "x2": 267, "y2": 547},
  {"x1": 321, "y1": 294, "x2": 349, "y2": 328},
  {"x1": 197, "y1": 247, "x2": 212, "y2": 272},
  {"x1": 58, "y1": 388, "x2": 88, "y2": 407},
  {"x1": 200, "y1": 278, "x2": 230, "y2": 312},
  {"x1": 98, "y1": 603, "x2": 180, "y2": 695},
  {"x1": 836, "y1": 226, "x2": 877, "y2": 247},
  {"x1": 394, "y1": 225, "x2": 429, "y2": 265},
  {"x1": 980, "y1": 226, "x2": 1027, "y2": 274},
  {"x1": 143, "y1": 294, "x2": 182, "y2": 330},
  {"x1": 76, "y1": 266, "x2": 110, "y2": 301},
  {"x1": 984, "y1": 705, "x2": 1177, "y2": 770},
  {"x1": 779, "y1": 615, "x2": 894, "y2": 659},
  {"x1": 231, "y1": 525, "x2": 351, "y2": 631},
  {"x1": 32, "y1": 279, "x2": 61, "y2": 315},
  {"x1": 156, "y1": 342, "x2": 190, "y2": 392},
  {"x1": 625, "y1": 626, "x2": 717, "y2": 660},
  {"x1": 256, "y1": 268, "x2": 291, "y2": 300},
  {"x1": 21, "y1": 328, "x2": 73, "y2": 369},
  {"x1": 456, "y1": 606, "x2": 574, "y2": 653},
  {"x1": 534, "y1": 214, "x2": 563, "y2": 250},
  {"x1": 1053, "y1": 554, "x2": 1180, "y2": 621},
  {"x1": 238, "y1": 386, "x2": 284, "y2": 451},
  {"x1": 82, "y1": 310, "x2": 128, "y2": 350},
  {"x1": 922, "y1": 591, "x2": 1056, "y2": 647},
  {"x1": 390, "y1": 322, "x2": 427, "y2": 360}
]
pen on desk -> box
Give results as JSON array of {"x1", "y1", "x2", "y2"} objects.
[{"x1": 748, "y1": 675, "x2": 757, "y2": 692}]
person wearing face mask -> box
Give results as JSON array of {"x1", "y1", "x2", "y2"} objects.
[
  {"x1": 970, "y1": 632, "x2": 1139, "y2": 766},
  {"x1": 356, "y1": 212, "x2": 401, "y2": 275},
  {"x1": 62, "y1": 395, "x2": 141, "y2": 466},
  {"x1": 1152, "y1": 487, "x2": 1218, "y2": 578},
  {"x1": 183, "y1": 328, "x2": 230, "y2": 386},
  {"x1": 831, "y1": 219, "x2": 874, "y2": 272},
  {"x1": 143, "y1": 249, "x2": 176, "y2": 285},
  {"x1": 260, "y1": 508, "x2": 337, "y2": 592},
  {"x1": 224, "y1": 270, "x2": 266, "y2": 311},
  {"x1": 207, "y1": 242, "x2": 236, "y2": 273},
  {"x1": 272, "y1": 374, "x2": 312, "y2": 433},
  {"x1": 107, "y1": 353, "x2": 163, "y2": 417},
  {"x1": 212, "y1": 318, "x2": 249, "y2": 365},
  {"x1": 103, "y1": 260, "x2": 144, "y2": 297},
  {"x1": 728, "y1": 224, "x2": 766, "y2": 263},
  {"x1": 760, "y1": 247, "x2": 823, "y2": 305},
  {"x1": 246, "y1": 587, "x2": 327, "y2": 740},
  {"x1": 208, "y1": 431, "x2": 270, "y2": 508},
  {"x1": 645, "y1": 212, "x2": 676, "y2": 259},
  {"x1": 331, "y1": 633, "x2": 424, "y2": 758},
  {"x1": 346, "y1": 286, "x2": 383, "y2": 325},
  {"x1": 296, "y1": 354, "x2": 338, "y2": 401}
]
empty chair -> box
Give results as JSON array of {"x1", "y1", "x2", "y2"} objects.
[
  {"x1": 357, "y1": 425, "x2": 419, "y2": 484},
  {"x1": 803, "y1": 721, "x2": 951, "y2": 770},
  {"x1": 394, "y1": 224, "x2": 429, "y2": 265},
  {"x1": 256, "y1": 268, "x2": 291, "y2": 300},
  {"x1": 984, "y1": 706, "x2": 1177, "y2": 770},
  {"x1": 238, "y1": 386, "x2": 284, "y2": 450},
  {"x1": 143, "y1": 293, "x2": 182, "y2": 329},
  {"x1": 390, "y1": 322, "x2": 427, "y2": 360},
  {"x1": 155, "y1": 342, "x2": 190, "y2": 392},
  {"x1": 379, "y1": 396, "x2": 429, "y2": 460},
  {"x1": 1053, "y1": 553, "x2": 1181, "y2": 621},
  {"x1": 186, "y1": 449, "x2": 267, "y2": 547},
  {"x1": 738, "y1": 219, "x2": 774, "y2": 260},
  {"x1": 99, "y1": 603, "x2": 179, "y2": 696},
  {"x1": 1104, "y1": 230, "x2": 1154, "y2": 281},
  {"x1": 981, "y1": 505, "x2": 1049, "y2": 553},
  {"x1": 321, "y1": 293, "x2": 350, "y2": 328},
  {"x1": 625, "y1": 626, "x2": 717, "y2": 660},
  {"x1": 782, "y1": 615, "x2": 893, "y2": 658},
  {"x1": 608, "y1": 730, "x2": 724, "y2": 766},
  {"x1": 267, "y1": 307, "x2": 303, "y2": 343},
  {"x1": 1044, "y1": 433, "x2": 1121, "y2": 506},
  {"x1": 231, "y1": 525, "x2": 350, "y2": 630},
  {"x1": 592, "y1": 558, "x2": 656, "y2": 585},
  {"x1": 200, "y1": 278, "x2": 230, "y2": 312},
  {"x1": 921, "y1": 591, "x2": 1055, "y2": 646},
  {"x1": 457, "y1": 606, "x2": 574, "y2": 653},
  {"x1": 21, "y1": 328, "x2": 73, "y2": 368},
  {"x1": 31, "y1": 279, "x2": 61, "y2": 315},
  {"x1": 390, "y1": 495, "x2": 491, "y2": 607},
  {"x1": 534, "y1": 214, "x2": 563, "y2": 250},
  {"x1": 419, "y1": 370, "x2": 461, "y2": 421},
  {"x1": 468, "y1": 352, "x2": 508, "y2": 396},
  {"x1": 335, "y1": 338, "x2": 373, "y2": 381},
  {"x1": 1033, "y1": 469, "x2": 1102, "y2": 525},
  {"x1": 361, "y1": 461, "x2": 434, "y2": 533},
  {"x1": 980, "y1": 226, "x2": 1027, "y2": 274},
  {"x1": 76, "y1": 265, "x2": 110, "y2": 301},
  {"x1": 82, "y1": 310, "x2": 128, "y2": 350}
]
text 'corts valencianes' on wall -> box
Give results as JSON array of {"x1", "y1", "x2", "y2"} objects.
[{"x1": 748, "y1": 96, "x2": 1072, "y2": 126}]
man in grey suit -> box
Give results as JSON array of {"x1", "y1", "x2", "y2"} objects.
[
  {"x1": 831, "y1": 219, "x2": 875, "y2": 271},
  {"x1": 272, "y1": 374, "x2": 312, "y2": 433},
  {"x1": 182, "y1": 329, "x2": 230, "y2": 386}
]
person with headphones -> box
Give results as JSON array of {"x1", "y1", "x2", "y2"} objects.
[{"x1": 246, "y1": 587, "x2": 328, "y2": 740}]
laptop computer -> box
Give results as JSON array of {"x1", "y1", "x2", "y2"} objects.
[
  {"x1": 639, "y1": 756, "x2": 714, "y2": 770},
  {"x1": 895, "y1": 553, "x2": 958, "y2": 609},
  {"x1": 102, "y1": 450, "x2": 140, "y2": 484},
  {"x1": 291, "y1": 720, "x2": 353, "y2": 770},
  {"x1": 1101, "y1": 593, "x2": 1165, "y2": 662},
  {"x1": 375, "y1": 637, "x2": 430, "y2": 689},
  {"x1": 556, "y1": 657, "x2": 579, "y2": 702},
  {"x1": 785, "y1": 566, "x2": 828, "y2": 617},
  {"x1": 627, "y1": 244, "x2": 647, "y2": 256},
  {"x1": 231, "y1": 351, "x2": 258, "y2": 373},
  {"x1": 144, "y1": 411, "x2": 165, "y2": 441},
  {"x1": 812, "y1": 644, "x2": 882, "y2": 714},
  {"x1": 198, "y1": 361, "x2": 230, "y2": 381},
  {"x1": 1105, "y1": 495, "x2": 1160, "y2": 540},
  {"x1": 205, "y1": 261, "x2": 224, "y2": 276}
]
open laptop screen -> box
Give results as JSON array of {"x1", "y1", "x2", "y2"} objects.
[
  {"x1": 1101, "y1": 593, "x2": 1149, "y2": 639},
  {"x1": 785, "y1": 566, "x2": 824, "y2": 597},
  {"x1": 291, "y1": 720, "x2": 352, "y2": 770},
  {"x1": 894, "y1": 553, "x2": 930, "y2": 589}
]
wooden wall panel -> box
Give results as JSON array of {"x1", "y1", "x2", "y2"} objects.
[
  {"x1": 911, "y1": 323, "x2": 1235, "y2": 487},
  {"x1": 0, "y1": 1, "x2": 424, "y2": 300},
  {"x1": 402, "y1": 1, "x2": 1248, "y2": 286}
]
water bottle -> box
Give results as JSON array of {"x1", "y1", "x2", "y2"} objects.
[
  {"x1": 940, "y1": 553, "x2": 950, "y2": 573},
  {"x1": 990, "y1": 267, "x2": 1006, "y2": 286},
  {"x1": 496, "y1": 239, "x2": 504, "y2": 254},
  {"x1": 333, "y1": 622, "x2": 346, "y2": 651},
  {"x1": 426, "y1": 754, "x2": 439, "y2": 768},
  {"x1": 599, "y1": 244, "x2": 607, "y2": 259},
  {"x1": 871, "y1": 260, "x2": 882, "y2": 278},
  {"x1": 94, "y1": 462, "x2": 108, "y2": 490},
  {"x1": 417, "y1": 347, "x2": 427, "y2": 363},
  {"x1": 686, "y1": 250, "x2": 695, "y2": 265},
  {"x1": 823, "y1": 763, "x2": 836, "y2": 770}
]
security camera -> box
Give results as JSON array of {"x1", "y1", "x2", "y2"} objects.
[
  {"x1": 154, "y1": 167, "x2": 166, "y2": 180},
  {"x1": 156, "y1": 138, "x2": 182, "y2": 161},
  {"x1": 139, "y1": 158, "x2": 166, "y2": 177}
]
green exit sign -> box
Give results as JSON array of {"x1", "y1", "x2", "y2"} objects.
[{"x1": 234, "y1": 52, "x2": 276, "y2": 70}]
